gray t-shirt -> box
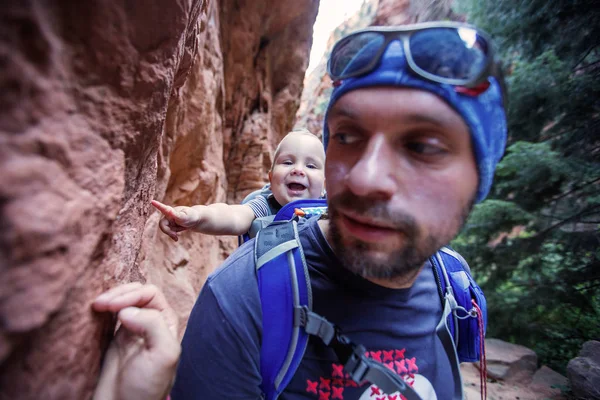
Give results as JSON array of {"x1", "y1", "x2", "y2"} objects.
[
  {"x1": 172, "y1": 217, "x2": 454, "y2": 399},
  {"x1": 246, "y1": 192, "x2": 282, "y2": 218}
]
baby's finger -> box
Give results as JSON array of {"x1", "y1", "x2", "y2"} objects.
[
  {"x1": 159, "y1": 218, "x2": 179, "y2": 241},
  {"x1": 168, "y1": 221, "x2": 187, "y2": 233},
  {"x1": 151, "y1": 200, "x2": 178, "y2": 220}
]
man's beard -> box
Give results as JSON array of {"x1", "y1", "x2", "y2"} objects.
[{"x1": 327, "y1": 191, "x2": 473, "y2": 283}]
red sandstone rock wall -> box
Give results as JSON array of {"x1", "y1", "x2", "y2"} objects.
[{"x1": 0, "y1": 0, "x2": 318, "y2": 398}]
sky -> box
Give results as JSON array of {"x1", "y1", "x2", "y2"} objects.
[{"x1": 306, "y1": 0, "x2": 366, "y2": 74}]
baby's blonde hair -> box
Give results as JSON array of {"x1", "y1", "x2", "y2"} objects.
[{"x1": 271, "y1": 129, "x2": 323, "y2": 171}]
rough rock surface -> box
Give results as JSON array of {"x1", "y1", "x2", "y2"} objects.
[
  {"x1": 532, "y1": 365, "x2": 568, "y2": 389},
  {"x1": 462, "y1": 362, "x2": 566, "y2": 400},
  {"x1": 462, "y1": 339, "x2": 567, "y2": 400},
  {"x1": 0, "y1": 0, "x2": 318, "y2": 398},
  {"x1": 567, "y1": 340, "x2": 600, "y2": 399},
  {"x1": 484, "y1": 337, "x2": 539, "y2": 383}
]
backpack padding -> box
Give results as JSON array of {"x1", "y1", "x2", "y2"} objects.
[
  {"x1": 248, "y1": 216, "x2": 276, "y2": 240},
  {"x1": 434, "y1": 248, "x2": 487, "y2": 363},
  {"x1": 256, "y1": 221, "x2": 312, "y2": 399},
  {"x1": 239, "y1": 184, "x2": 273, "y2": 245},
  {"x1": 274, "y1": 199, "x2": 328, "y2": 222}
]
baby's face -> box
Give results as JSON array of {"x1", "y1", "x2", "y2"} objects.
[{"x1": 269, "y1": 133, "x2": 326, "y2": 206}]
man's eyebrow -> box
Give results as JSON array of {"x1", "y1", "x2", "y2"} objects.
[
  {"x1": 327, "y1": 104, "x2": 359, "y2": 120},
  {"x1": 329, "y1": 104, "x2": 450, "y2": 127},
  {"x1": 402, "y1": 113, "x2": 449, "y2": 127}
]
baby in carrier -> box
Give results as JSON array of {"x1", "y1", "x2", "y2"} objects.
[{"x1": 152, "y1": 129, "x2": 326, "y2": 240}]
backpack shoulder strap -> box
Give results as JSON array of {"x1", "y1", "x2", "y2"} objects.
[
  {"x1": 431, "y1": 247, "x2": 487, "y2": 363},
  {"x1": 255, "y1": 220, "x2": 439, "y2": 400},
  {"x1": 255, "y1": 220, "x2": 312, "y2": 400},
  {"x1": 247, "y1": 215, "x2": 276, "y2": 240}
]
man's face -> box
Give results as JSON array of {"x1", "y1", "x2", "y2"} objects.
[{"x1": 325, "y1": 87, "x2": 478, "y2": 282}]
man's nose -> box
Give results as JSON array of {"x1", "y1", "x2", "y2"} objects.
[{"x1": 345, "y1": 134, "x2": 397, "y2": 198}]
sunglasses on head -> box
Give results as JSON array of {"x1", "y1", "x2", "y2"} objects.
[{"x1": 327, "y1": 21, "x2": 506, "y2": 99}]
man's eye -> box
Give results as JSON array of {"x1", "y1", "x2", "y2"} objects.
[
  {"x1": 406, "y1": 142, "x2": 446, "y2": 155},
  {"x1": 332, "y1": 133, "x2": 360, "y2": 145}
]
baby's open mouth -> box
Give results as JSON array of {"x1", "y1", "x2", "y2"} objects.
[{"x1": 287, "y1": 183, "x2": 307, "y2": 191}]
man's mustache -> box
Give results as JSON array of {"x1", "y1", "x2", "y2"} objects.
[{"x1": 328, "y1": 191, "x2": 419, "y2": 237}]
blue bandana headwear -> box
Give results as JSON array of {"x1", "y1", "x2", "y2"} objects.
[{"x1": 322, "y1": 40, "x2": 507, "y2": 203}]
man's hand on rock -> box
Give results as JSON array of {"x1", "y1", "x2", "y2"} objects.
[{"x1": 92, "y1": 282, "x2": 180, "y2": 400}]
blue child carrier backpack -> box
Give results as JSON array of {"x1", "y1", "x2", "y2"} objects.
[
  {"x1": 239, "y1": 185, "x2": 328, "y2": 244},
  {"x1": 245, "y1": 197, "x2": 487, "y2": 400}
]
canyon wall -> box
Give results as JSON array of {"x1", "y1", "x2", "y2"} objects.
[{"x1": 0, "y1": 0, "x2": 318, "y2": 398}]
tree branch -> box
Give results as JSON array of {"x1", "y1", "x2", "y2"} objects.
[
  {"x1": 534, "y1": 204, "x2": 600, "y2": 238},
  {"x1": 545, "y1": 177, "x2": 600, "y2": 204},
  {"x1": 573, "y1": 45, "x2": 599, "y2": 71}
]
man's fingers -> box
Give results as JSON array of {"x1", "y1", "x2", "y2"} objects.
[
  {"x1": 118, "y1": 307, "x2": 181, "y2": 364},
  {"x1": 93, "y1": 284, "x2": 169, "y2": 314},
  {"x1": 93, "y1": 282, "x2": 144, "y2": 311}
]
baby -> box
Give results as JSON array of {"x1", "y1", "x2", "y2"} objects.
[{"x1": 152, "y1": 129, "x2": 326, "y2": 241}]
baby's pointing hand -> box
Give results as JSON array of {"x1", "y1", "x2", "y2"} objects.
[{"x1": 151, "y1": 200, "x2": 201, "y2": 241}]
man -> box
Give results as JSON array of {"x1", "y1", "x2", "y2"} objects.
[{"x1": 93, "y1": 21, "x2": 507, "y2": 400}]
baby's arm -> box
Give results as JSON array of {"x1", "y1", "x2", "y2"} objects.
[
  {"x1": 189, "y1": 203, "x2": 256, "y2": 236},
  {"x1": 151, "y1": 200, "x2": 255, "y2": 240}
]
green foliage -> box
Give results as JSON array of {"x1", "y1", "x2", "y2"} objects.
[
  {"x1": 453, "y1": 0, "x2": 600, "y2": 374},
  {"x1": 458, "y1": 199, "x2": 532, "y2": 241}
]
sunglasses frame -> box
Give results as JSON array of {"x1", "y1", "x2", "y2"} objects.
[{"x1": 328, "y1": 21, "x2": 501, "y2": 89}]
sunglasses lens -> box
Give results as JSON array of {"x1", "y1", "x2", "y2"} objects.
[
  {"x1": 329, "y1": 32, "x2": 385, "y2": 79},
  {"x1": 409, "y1": 27, "x2": 489, "y2": 82}
]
